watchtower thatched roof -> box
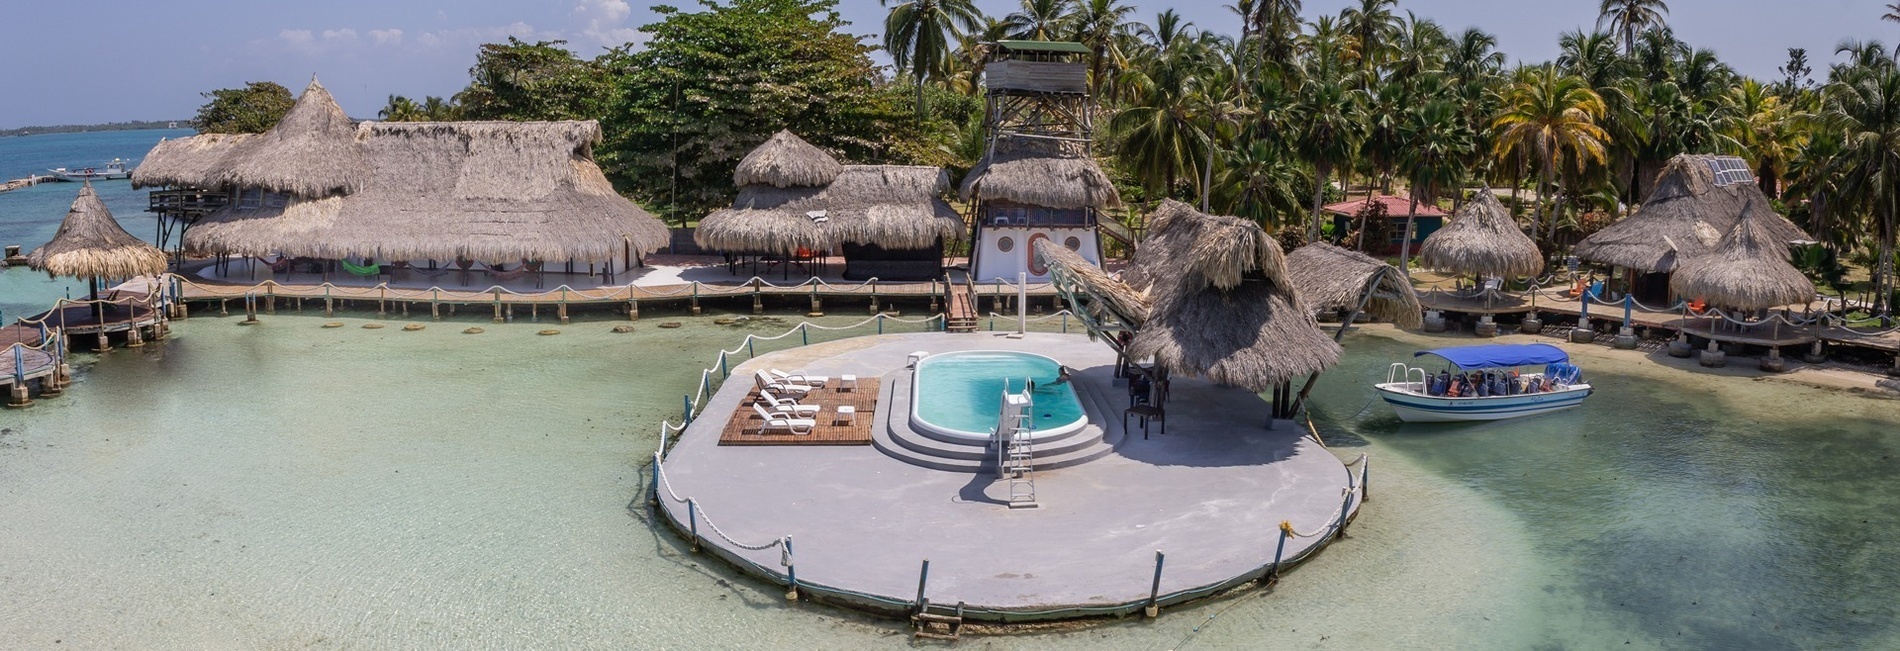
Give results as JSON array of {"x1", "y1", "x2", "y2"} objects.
[
  {"x1": 1670, "y1": 208, "x2": 1814, "y2": 310},
  {"x1": 959, "y1": 137, "x2": 1120, "y2": 210},
  {"x1": 1033, "y1": 237, "x2": 1149, "y2": 327},
  {"x1": 1417, "y1": 190, "x2": 1543, "y2": 278},
  {"x1": 1575, "y1": 154, "x2": 1809, "y2": 273},
  {"x1": 698, "y1": 162, "x2": 964, "y2": 254},
  {"x1": 1285, "y1": 242, "x2": 1423, "y2": 329},
  {"x1": 26, "y1": 183, "x2": 168, "y2": 280},
  {"x1": 732, "y1": 130, "x2": 844, "y2": 188},
  {"x1": 1124, "y1": 200, "x2": 1342, "y2": 391},
  {"x1": 180, "y1": 121, "x2": 668, "y2": 264},
  {"x1": 222, "y1": 77, "x2": 367, "y2": 197}
]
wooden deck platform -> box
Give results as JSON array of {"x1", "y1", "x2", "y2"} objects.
[
  {"x1": 23, "y1": 302, "x2": 161, "y2": 336},
  {"x1": 1417, "y1": 289, "x2": 1535, "y2": 315},
  {"x1": 717, "y1": 378, "x2": 880, "y2": 446}
]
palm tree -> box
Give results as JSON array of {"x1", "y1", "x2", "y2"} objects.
[
  {"x1": 379, "y1": 95, "x2": 422, "y2": 121},
  {"x1": 1884, "y1": 2, "x2": 1900, "y2": 24},
  {"x1": 1398, "y1": 100, "x2": 1475, "y2": 276},
  {"x1": 1339, "y1": 0, "x2": 1400, "y2": 75},
  {"x1": 420, "y1": 96, "x2": 457, "y2": 121},
  {"x1": 1294, "y1": 68, "x2": 1365, "y2": 241},
  {"x1": 1725, "y1": 78, "x2": 1806, "y2": 197},
  {"x1": 881, "y1": 0, "x2": 984, "y2": 115},
  {"x1": 1231, "y1": 0, "x2": 1302, "y2": 74},
  {"x1": 1190, "y1": 73, "x2": 1254, "y2": 211},
  {"x1": 1111, "y1": 37, "x2": 1214, "y2": 200},
  {"x1": 1070, "y1": 0, "x2": 1137, "y2": 97},
  {"x1": 1493, "y1": 65, "x2": 1611, "y2": 241},
  {"x1": 1003, "y1": 0, "x2": 1067, "y2": 41},
  {"x1": 1216, "y1": 138, "x2": 1311, "y2": 228},
  {"x1": 1597, "y1": 0, "x2": 1669, "y2": 55},
  {"x1": 1822, "y1": 65, "x2": 1900, "y2": 314}
]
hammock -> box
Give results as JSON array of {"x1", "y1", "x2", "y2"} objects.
[{"x1": 340, "y1": 259, "x2": 382, "y2": 276}]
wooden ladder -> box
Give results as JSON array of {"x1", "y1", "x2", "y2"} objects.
[
  {"x1": 944, "y1": 274, "x2": 979, "y2": 333},
  {"x1": 912, "y1": 600, "x2": 965, "y2": 640}
]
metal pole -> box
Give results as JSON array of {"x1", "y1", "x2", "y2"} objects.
[
  {"x1": 1017, "y1": 272, "x2": 1028, "y2": 335},
  {"x1": 1145, "y1": 551, "x2": 1166, "y2": 617},
  {"x1": 1268, "y1": 525, "x2": 1289, "y2": 582},
  {"x1": 914, "y1": 559, "x2": 931, "y2": 609},
  {"x1": 1360, "y1": 457, "x2": 1370, "y2": 502},
  {"x1": 682, "y1": 395, "x2": 693, "y2": 424},
  {"x1": 783, "y1": 535, "x2": 798, "y2": 601},
  {"x1": 719, "y1": 352, "x2": 729, "y2": 378},
  {"x1": 687, "y1": 499, "x2": 700, "y2": 551},
  {"x1": 800, "y1": 323, "x2": 808, "y2": 346},
  {"x1": 649, "y1": 452, "x2": 662, "y2": 505}
]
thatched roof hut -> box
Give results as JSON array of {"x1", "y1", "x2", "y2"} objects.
[
  {"x1": 1285, "y1": 242, "x2": 1423, "y2": 329},
  {"x1": 175, "y1": 121, "x2": 668, "y2": 264},
  {"x1": 1670, "y1": 208, "x2": 1814, "y2": 310},
  {"x1": 1417, "y1": 190, "x2": 1543, "y2": 278},
  {"x1": 732, "y1": 130, "x2": 843, "y2": 188},
  {"x1": 1576, "y1": 154, "x2": 1810, "y2": 273},
  {"x1": 959, "y1": 137, "x2": 1120, "y2": 210},
  {"x1": 26, "y1": 183, "x2": 167, "y2": 279},
  {"x1": 1125, "y1": 200, "x2": 1342, "y2": 391},
  {"x1": 1033, "y1": 237, "x2": 1148, "y2": 328},
  {"x1": 697, "y1": 165, "x2": 963, "y2": 254},
  {"x1": 134, "y1": 80, "x2": 668, "y2": 264}
]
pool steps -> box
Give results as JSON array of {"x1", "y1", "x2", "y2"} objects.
[{"x1": 873, "y1": 368, "x2": 1126, "y2": 472}]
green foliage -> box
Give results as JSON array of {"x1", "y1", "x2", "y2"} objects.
[
  {"x1": 600, "y1": 0, "x2": 973, "y2": 224},
  {"x1": 191, "y1": 81, "x2": 295, "y2": 134},
  {"x1": 455, "y1": 38, "x2": 615, "y2": 121}
]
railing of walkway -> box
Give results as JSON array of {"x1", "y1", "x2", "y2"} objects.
[{"x1": 642, "y1": 315, "x2": 1369, "y2": 621}]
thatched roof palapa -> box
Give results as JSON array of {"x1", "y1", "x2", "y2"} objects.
[
  {"x1": 1033, "y1": 237, "x2": 1149, "y2": 327},
  {"x1": 134, "y1": 133, "x2": 260, "y2": 189},
  {"x1": 26, "y1": 183, "x2": 168, "y2": 279},
  {"x1": 182, "y1": 121, "x2": 668, "y2": 264},
  {"x1": 1669, "y1": 207, "x2": 1814, "y2": 310},
  {"x1": 699, "y1": 132, "x2": 964, "y2": 254},
  {"x1": 731, "y1": 130, "x2": 844, "y2": 188},
  {"x1": 1124, "y1": 200, "x2": 1342, "y2": 391},
  {"x1": 1575, "y1": 154, "x2": 1809, "y2": 273},
  {"x1": 959, "y1": 137, "x2": 1121, "y2": 210},
  {"x1": 1416, "y1": 190, "x2": 1543, "y2": 278},
  {"x1": 1285, "y1": 242, "x2": 1423, "y2": 329},
  {"x1": 224, "y1": 78, "x2": 367, "y2": 197}
]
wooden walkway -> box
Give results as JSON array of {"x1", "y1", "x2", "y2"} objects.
[
  {"x1": 718, "y1": 379, "x2": 880, "y2": 446},
  {"x1": 945, "y1": 282, "x2": 978, "y2": 332},
  {"x1": 1426, "y1": 286, "x2": 1900, "y2": 352}
]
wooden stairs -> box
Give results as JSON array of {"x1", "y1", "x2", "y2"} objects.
[{"x1": 944, "y1": 274, "x2": 978, "y2": 333}]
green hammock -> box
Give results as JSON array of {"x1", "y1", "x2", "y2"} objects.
[{"x1": 340, "y1": 259, "x2": 381, "y2": 276}]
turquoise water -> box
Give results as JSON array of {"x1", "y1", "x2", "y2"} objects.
[
  {"x1": 0, "y1": 129, "x2": 192, "y2": 319},
  {"x1": 914, "y1": 350, "x2": 1087, "y2": 435}
]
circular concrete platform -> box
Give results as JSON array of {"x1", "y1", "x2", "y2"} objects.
[{"x1": 653, "y1": 333, "x2": 1362, "y2": 622}]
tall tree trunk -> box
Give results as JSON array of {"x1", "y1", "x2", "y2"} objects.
[
  {"x1": 915, "y1": 80, "x2": 927, "y2": 117},
  {"x1": 1202, "y1": 142, "x2": 1217, "y2": 212},
  {"x1": 1310, "y1": 163, "x2": 1331, "y2": 243},
  {"x1": 1400, "y1": 190, "x2": 1422, "y2": 279}
]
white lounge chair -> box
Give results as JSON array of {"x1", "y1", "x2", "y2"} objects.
[
  {"x1": 769, "y1": 368, "x2": 829, "y2": 387},
  {"x1": 753, "y1": 404, "x2": 816, "y2": 435},
  {"x1": 759, "y1": 389, "x2": 819, "y2": 417},
  {"x1": 755, "y1": 370, "x2": 814, "y2": 395}
]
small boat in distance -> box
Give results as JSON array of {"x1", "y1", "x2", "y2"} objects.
[
  {"x1": 1375, "y1": 343, "x2": 1592, "y2": 423},
  {"x1": 49, "y1": 159, "x2": 132, "y2": 182}
]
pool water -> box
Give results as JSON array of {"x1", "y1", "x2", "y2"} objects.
[{"x1": 912, "y1": 350, "x2": 1088, "y2": 439}]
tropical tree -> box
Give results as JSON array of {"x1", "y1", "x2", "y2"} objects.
[
  {"x1": 1294, "y1": 66, "x2": 1365, "y2": 241},
  {"x1": 1820, "y1": 63, "x2": 1900, "y2": 313},
  {"x1": 1493, "y1": 65, "x2": 1611, "y2": 240},
  {"x1": 1003, "y1": 0, "x2": 1068, "y2": 41},
  {"x1": 1725, "y1": 78, "x2": 1805, "y2": 197},
  {"x1": 1398, "y1": 100, "x2": 1475, "y2": 275},
  {"x1": 379, "y1": 95, "x2": 422, "y2": 121},
  {"x1": 1069, "y1": 0, "x2": 1137, "y2": 96},
  {"x1": 1598, "y1": 0, "x2": 1669, "y2": 54},
  {"x1": 455, "y1": 38, "x2": 615, "y2": 122},
  {"x1": 881, "y1": 0, "x2": 983, "y2": 114},
  {"x1": 191, "y1": 81, "x2": 295, "y2": 134},
  {"x1": 1339, "y1": 0, "x2": 1400, "y2": 75},
  {"x1": 1215, "y1": 137, "x2": 1311, "y2": 228}
]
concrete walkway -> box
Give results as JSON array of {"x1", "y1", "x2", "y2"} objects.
[{"x1": 655, "y1": 332, "x2": 1361, "y2": 618}]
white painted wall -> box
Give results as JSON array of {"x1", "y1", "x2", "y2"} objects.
[{"x1": 971, "y1": 226, "x2": 1100, "y2": 283}]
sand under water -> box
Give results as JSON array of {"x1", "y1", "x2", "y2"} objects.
[{"x1": 0, "y1": 310, "x2": 1895, "y2": 649}]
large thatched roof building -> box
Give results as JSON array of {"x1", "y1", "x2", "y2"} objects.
[
  {"x1": 134, "y1": 78, "x2": 668, "y2": 270},
  {"x1": 1576, "y1": 155, "x2": 1808, "y2": 275},
  {"x1": 695, "y1": 131, "x2": 964, "y2": 281},
  {"x1": 1670, "y1": 209, "x2": 1814, "y2": 311},
  {"x1": 1124, "y1": 200, "x2": 1342, "y2": 392},
  {"x1": 1417, "y1": 190, "x2": 1544, "y2": 279},
  {"x1": 1285, "y1": 242, "x2": 1423, "y2": 330},
  {"x1": 27, "y1": 183, "x2": 167, "y2": 280}
]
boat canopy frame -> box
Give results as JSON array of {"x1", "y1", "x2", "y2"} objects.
[{"x1": 1415, "y1": 343, "x2": 1571, "y2": 370}]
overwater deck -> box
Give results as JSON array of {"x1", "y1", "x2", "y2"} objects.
[{"x1": 654, "y1": 333, "x2": 1363, "y2": 622}]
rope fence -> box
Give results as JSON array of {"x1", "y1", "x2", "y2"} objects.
[{"x1": 639, "y1": 313, "x2": 1368, "y2": 621}]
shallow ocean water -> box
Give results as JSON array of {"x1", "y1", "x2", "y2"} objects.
[{"x1": 1, "y1": 310, "x2": 1894, "y2": 649}]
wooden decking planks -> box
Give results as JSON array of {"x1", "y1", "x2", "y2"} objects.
[{"x1": 717, "y1": 379, "x2": 880, "y2": 446}]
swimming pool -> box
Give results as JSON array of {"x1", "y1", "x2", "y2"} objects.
[{"x1": 909, "y1": 350, "x2": 1089, "y2": 443}]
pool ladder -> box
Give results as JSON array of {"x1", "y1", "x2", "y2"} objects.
[{"x1": 996, "y1": 381, "x2": 1038, "y2": 508}]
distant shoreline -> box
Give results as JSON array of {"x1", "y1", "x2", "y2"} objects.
[{"x1": 2, "y1": 121, "x2": 193, "y2": 137}]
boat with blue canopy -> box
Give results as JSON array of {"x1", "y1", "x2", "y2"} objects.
[{"x1": 1374, "y1": 343, "x2": 1592, "y2": 422}]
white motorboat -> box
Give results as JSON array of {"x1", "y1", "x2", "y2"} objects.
[
  {"x1": 49, "y1": 159, "x2": 132, "y2": 182},
  {"x1": 1374, "y1": 343, "x2": 1592, "y2": 423}
]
